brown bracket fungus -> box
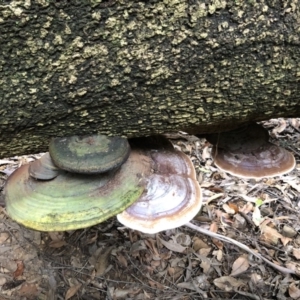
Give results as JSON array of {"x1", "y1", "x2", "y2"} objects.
[
  {"x1": 49, "y1": 134, "x2": 130, "y2": 174},
  {"x1": 117, "y1": 150, "x2": 202, "y2": 234},
  {"x1": 206, "y1": 123, "x2": 295, "y2": 179},
  {"x1": 29, "y1": 152, "x2": 60, "y2": 180},
  {"x1": 4, "y1": 150, "x2": 151, "y2": 231}
]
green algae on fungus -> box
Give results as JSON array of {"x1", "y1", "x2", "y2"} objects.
[
  {"x1": 49, "y1": 134, "x2": 130, "y2": 174},
  {"x1": 5, "y1": 150, "x2": 150, "y2": 231}
]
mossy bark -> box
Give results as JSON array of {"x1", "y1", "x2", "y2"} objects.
[{"x1": 1, "y1": 0, "x2": 300, "y2": 156}]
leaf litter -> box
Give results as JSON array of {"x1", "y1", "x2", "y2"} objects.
[{"x1": 0, "y1": 118, "x2": 300, "y2": 299}]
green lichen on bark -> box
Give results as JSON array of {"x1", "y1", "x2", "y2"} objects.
[{"x1": 0, "y1": 0, "x2": 300, "y2": 156}]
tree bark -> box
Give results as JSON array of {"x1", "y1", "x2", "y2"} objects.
[{"x1": 1, "y1": 0, "x2": 300, "y2": 156}]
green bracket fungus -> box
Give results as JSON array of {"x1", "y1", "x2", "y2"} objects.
[
  {"x1": 5, "y1": 150, "x2": 150, "y2": 231},
  {"x1": 49, "y1": 134, "x2": 130, "y2": 174}
]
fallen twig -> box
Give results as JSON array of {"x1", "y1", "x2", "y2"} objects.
[{"x1": 185, "y1": 222, "x2": 299, "y2": 276}]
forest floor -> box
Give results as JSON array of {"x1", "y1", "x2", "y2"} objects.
[{"x1": 0, "y1": 118, "x2": 299, "y2": 300}]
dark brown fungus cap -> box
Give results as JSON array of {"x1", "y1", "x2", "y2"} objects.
[
  {"x1": 117, "y1": 150, "x2": 202, "y2": 233},
  {"x1": 29, "y1": 152, "x2": 60, "y2": 180},
  {"x1": 49, "y1": 134, "x2": 130, "y2": 174},
  {"x1": 5, "y1": 150, "x2": 151, "y2": 231},
  {"x1": 207, "y1": 123, "x2": 296, "y2": 179}
]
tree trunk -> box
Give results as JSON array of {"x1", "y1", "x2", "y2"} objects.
[{"x1": 1, "y1": 1, "x2": 300, "y2": 156}]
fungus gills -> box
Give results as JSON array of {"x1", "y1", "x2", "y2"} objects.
[{"x1": 206, "y1": 123, "x2": 295, "y2": 179}]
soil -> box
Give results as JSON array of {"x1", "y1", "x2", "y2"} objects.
[{"x1": 0, "y1": 118, "x2": 299, "y2": 300}]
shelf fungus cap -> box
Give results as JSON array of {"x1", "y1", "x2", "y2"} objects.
[
  {"x1": 117, "y1": 151, "x2": 202, "y2": 234},
  {"x1": 4, "y1": 151, "x2": 151, "y2": 231},
  {"x1": 150, "y1": 150, "x2": 197, "y2": 180},
  {"x1": 29, "y1": 152, "x2": 60, "y2": 180},
  {"x1": 49, "y1": 134, "x2": 130, "y2": 174},
  {"x1": 212, "y1": 142, "x2": 295, "y2": 179},
  {"x1": 206, "y1": 122, "x2": 295, "y2": 179}
]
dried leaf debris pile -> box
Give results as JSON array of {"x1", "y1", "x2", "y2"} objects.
[{"x1": 0, "y1": 118, "x2": 300, "y2": 299}]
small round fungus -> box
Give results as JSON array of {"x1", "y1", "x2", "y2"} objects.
[
  {"x1": 5, "y1": 150, "x2": 151, "y2": 231},
  {"x1": 207, "y1": 123, "x2": 295, "y2": 179},
  {"x1": 117, "y1": 150, "x2": 202, "y2": 234},
  {"x1": 29, "y1": 152, "x2": 60, "y2": 180},
  {"x1": 49, "y1": 134, "x2": 130, "y2": 174}
]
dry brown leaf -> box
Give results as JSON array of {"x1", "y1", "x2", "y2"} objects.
[
  {"x1": 290, "y1": 118, "x2": 300, "y2": 130},
  {"x1": 210, "y1": 222, "x2": 218, "y2": 233},
  {"x1": 240, "y1": 202, "x2": 254, "y2": 214},
  {"x1": 168, "y1": 266, "x2": 184, "y2": 280},
  {"x1": 116, "y1": 252, "x2": 128, "y2": 268},
  {"x1": 280, "y1": 236, "x2": 292, "y2": 246},
  {"x1": 222, "y1": 203, "x2": 235, "y2": 214},
  {"x1": 260, "y1": 225, "x2": 282, "y2": 245},
  {"x1": 0, "y1": 232, "x2": 10, "y2": 244},
  {"x1": 202, "y1": 145, "x2": 211, "y2": 160},
  {"x1": 18, "y1": 283, "x2": 38, "y2": 298},
  {"x1": 0, "y1": 277, "x2": 7, "y2": 286},
  {"x1": 95, "y1": 246, "x2": 114, "y2": 276},
  {"x1": 285, "y1": 262, "x2": 299, "y2": 272},
  {"x1": 212, "y1": 238, "x2": 223, "y2": 250},
  {"x1": 228, "y1": 202, "x2": 239, "y2": 213},
  {"x1": 289, "y1": 282, "x2": 300, "y2": 299},
  {"x1": 173, "y1": 233, "x2": 191, "y2": 246},
  {"x1": 151, "y1": 260, "x2": 161, "y2": 268},
  {"x1": 192, "y1": 237, "x2": 209, "y2": 252},
  {"x1": 195, "y1": 253, "x2": 211, "y2": 274},
  {"x1": 177, "y1": 281, "x2": 200, "y2": 291},
  {"x1": 292, "y1": 248, "x2": 300, "y2": 259},
  {"x1": 157, "y1": 236, "x2": 186, "y2": 253},
  {"x1": 48, "y1": 231, "x2": 64, "y2": 241},
  {"x1": 215, "y1": 249, "x2": 223, "y2": 261},
  {"x1": 214, "y1": 276, "x2": 245, "y2": 292},
  {"x1": 199, "y1": 247, "x2": 211, "y2": 257},
  {"x1": 49, "y1": 240, "x2": 67, "y2": 248},
  {"x1": 272, "y1": 118, "x2": 287, "y2": 136},
  {"x1": 230, "y1": 255, "x2": 249, "y2": 276},
  {"x1": 200, "y1": 260, "x2": 211, "y2": 274},
  {"x1": 65, "y1": 283, "x2": 82, "y2": 300},
  {"x1": 13, "y1": 260, "x2": 24, "y2": 278},
  {"x1": 260, "y1": 221, "x2": 284, "y2": 245},
  {"x1": 145, "y1": 238, "x2": 159, "y2": 256},
  {"x1": 148, "y1": 280, "x2": 165, "y2": 290},
  {"x1": 130, "y1": 240, "x2": 147, "y2": 253},
  {"x1": 70, "y1": 256, "x2": 82, "y2": 268}
]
